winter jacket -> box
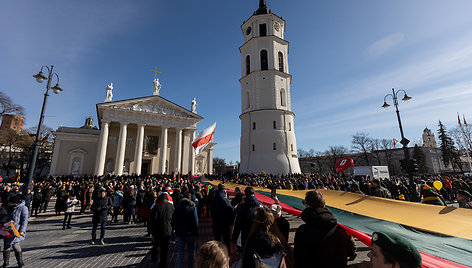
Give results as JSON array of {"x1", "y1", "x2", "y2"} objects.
[
  {"x1": 91, "y1": 196, "x2": 111, "y2": 219},
  {"x1": 232, "y1": 195, "x2": 263, "y2": 247},
  {"x1": 6, "y1": 200, "x2": 28, "y2": 245},
  {"x1": 113, "y1": 191, "x2": 123, "y2": 207},
  {"x1": 123, "y1": 193, "x2": 137, "y2": 215},
  {"x1": 294, "y1": 207, "x2": 356, "y2": 268},
  {"x1": 150, "y1": 201, "x2": 174, "y2": 238},
  {"x1": 22, "y1": 193, "x2": 33, "y2": 209},
  {"x1": 210, "y1": 190, "x2": 234, "y2": 231},
  {"x1": 65, "y1": 197, "x2": 79, "y2": 213},
  {"x1": 172, "y1": 198, "x2": 198, "y2": 237}
]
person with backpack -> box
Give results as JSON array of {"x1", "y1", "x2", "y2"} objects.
[
  {"x1": 294, "y1": 190, "x2": 357, "y2": 268},
  {"x1": 232, "y1": 187, "x2": 263, "y2": 251}
]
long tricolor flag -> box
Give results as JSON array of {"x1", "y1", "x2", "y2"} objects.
[{"x1": 192, "y1": 123, "x2": 216, "y2": 155}]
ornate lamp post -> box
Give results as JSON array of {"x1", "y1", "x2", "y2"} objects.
[
  {"x1": 382, "y1": 88, "x2": 412, "y2": 181},
  {"x1": 26, "y1": 65, "x2": 63, "y2": 190}
]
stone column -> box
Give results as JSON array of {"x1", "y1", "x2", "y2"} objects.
[
  {"x1": 207, "y1": 146, "x2": 214, "y2": 175},
  {"x1": 160, "y1": 127, "x2": 168, "y2": 174},
  {"x1": 191, "y1": 130, "x2": 196, "y2": 175},
  {"x1": 115, "y1": 122, "x2": 128, "y2": 175},
  {"x1": 95, "y1": 120, "x2": 110, "y2": 175},
  {"x1": 134, "y1": 124, "x2": 145, "y2": 175},
  {"x1": 174, "y1": 128, "x2": 182, "y2": 172}
]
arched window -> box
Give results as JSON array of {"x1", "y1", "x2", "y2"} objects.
[
  {"x1": 260, "y1": 50, "x2": 268, "y2": 70},
  {"x1": 246, "y1": 91, "x2": 251, "y2": 109},
  {"x1": 253, "y1": 122, "x2": 256, "y2": 130},
  {"x1": 291, "y1": 144, "x2": 293, "y2": 151},
  {"x1": 252, "y1": 144, "x2": 255, "y2": 151},
  {"x1": 278, "y1": 52, "x2": 284, "y2": 72},
  {"x1": 289, "y1": 122, "x2": 291, "y2": 131},
  {"x1": 273, "y1": 121, "x2": 276, "y2": 129},
  {"x1": 280, "y1": 88, "x2": 286, "y2": 107},
  {"x1": 273, "y1": 143, "x2": 277, "y2": 150},
  {"x1": 246, "y1": 55, "x2": 251, "y2": 75}
]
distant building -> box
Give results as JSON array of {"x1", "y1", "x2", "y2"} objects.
[
  {"x1": 422, "y1": 127, "x2": 437, "y2": 148},
  {"x1": 0, "y1": 114, "x2": 24, "y2": 131}
]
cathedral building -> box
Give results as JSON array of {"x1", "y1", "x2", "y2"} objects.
[
  {"x1": 49, "y1": 83, "x2": 214, "y2": 176},
  {"x1": 239, "y1": 0, "x2": 301, "y2": 174}
]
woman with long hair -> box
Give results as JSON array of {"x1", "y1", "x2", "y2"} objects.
[{"x1": 242, "y1": 207, "x2": 293, "y2": 267}]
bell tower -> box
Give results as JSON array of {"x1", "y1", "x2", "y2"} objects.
[{"x1": 239, "y1": 0, "x2": 301, "y2": 174}]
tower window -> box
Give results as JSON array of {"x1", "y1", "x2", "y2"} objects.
[
  {"x1": 278, "y1": 52, "x2": 284, "y2": 72},
  {"x1": 246, "y1": 91, "x2": 251, "y2": 109},
  {"x1": 289, "y1": 122, "x2": 291, "y2": 131},
  {"x1": 260, "y1": 50, "x2": 268, "y2": 70},
  {"x1": 291, "y1": 144, "x2": 293, "y2": 151},
  {"x1": 253, "y1": 122, "x2": 256, "y2": 130},
  {"x1": 273, "y1": 143, "x2": 277, "y2": 150},
  {"x1": 246, "y1": 55, "x2": 251, "y2": 75},
  {"x1": 273, "y1": 121, "x2": 276, "y2": 129},
  {"x1": 252, "y1": 144, "x2": 255, "y2": 151},
  {"x1": 259, "y1": 24, "x2": 267, "y2": 37},
  {"x1": 280, "y1": 88, "x2": 286, "y2": 107}
]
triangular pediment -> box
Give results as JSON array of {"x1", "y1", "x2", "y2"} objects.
[{"x1": 97, "y1": 96, "x2": 202, "y2": 120}]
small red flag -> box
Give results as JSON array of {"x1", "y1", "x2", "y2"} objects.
[
  {"x1": 41, "y1": 133, "x2": 50, "y2": 142},
  {"x1": 393, "y1": 138, "x2": 398, "y2": 147}
]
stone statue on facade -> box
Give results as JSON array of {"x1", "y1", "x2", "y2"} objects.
[
  {"x1": 105, "y1": 83, "x2": 113, "y2": 102},
  {"x1": 191, "y1": 98, "x2": 198, "y2": 113},
  {"x1": 153, "y1": 78, "x2": 161, "y2": 96}
]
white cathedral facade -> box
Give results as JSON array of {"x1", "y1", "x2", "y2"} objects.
[
  {"x1": 49, "y1": 85, "x2": 214, "y2": 177},
  {"x1": 239, "y1": 1, "x2": 301, "y2": 174}
]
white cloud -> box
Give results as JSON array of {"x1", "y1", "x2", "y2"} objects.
[{"x1": 364, "y1": 33, "x2": 404, "y2": 58}]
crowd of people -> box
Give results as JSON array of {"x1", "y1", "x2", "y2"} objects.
[
  {"x1": 218, "y1": 172, "x2": 472, "y2": 208},
  {"x1": 0, "y1": 171, "x2": 467, "y2": 267}
]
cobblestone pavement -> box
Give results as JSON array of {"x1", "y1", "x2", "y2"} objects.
[
  {"x1": 22, "y1": 200, "x2": 151, "y2": 268},
  {"x1": 21, "y1": 200, "x2": 369, "y2": 268}
]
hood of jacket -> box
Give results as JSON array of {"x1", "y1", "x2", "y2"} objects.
[
  {"x1": 179, "y1": 198, "x2": 195, "y2": 207},
  {"x1": 301, "y1": 207, "x2": 337, "y2": 230}
]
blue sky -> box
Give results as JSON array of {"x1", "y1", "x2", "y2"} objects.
[{"x1": 1, "y1": 0, "x2": 472, "y2": 163}]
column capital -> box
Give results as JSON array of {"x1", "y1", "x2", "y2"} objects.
[
  {"x1": 137, "y1": 123, "x2": 146, "y2": 128},
  {"x1": 120, "y1": 122, "x2": 130, "y2": 126},
  {"x1": 102, "y1": 119, "x2": 111, "y2": 124}
]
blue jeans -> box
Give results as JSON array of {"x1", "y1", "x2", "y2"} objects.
[{"x1": 177, "y1": 236, "x2": 195, "y2": 268}]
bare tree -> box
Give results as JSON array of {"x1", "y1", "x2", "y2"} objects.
[
  {"x1": 369, "y1": 138, "x2": 382, "y2": 165},
  {"x1": 0, "y1": 129, "x2": 33, "y2": 177},
  {"x1": 213, "y1": 157, "x2": 227, "y2": 175},
  {"x1": 352, "y1": 132, "x2": 372, "y2": 166},
  {"x1": 325, "y1": 146, "x2": 349, "y2": 173},
  {"x1": 0, "y1": 91, "x2": 24, "y2": 116}
]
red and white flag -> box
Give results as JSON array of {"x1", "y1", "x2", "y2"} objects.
[
  {"x1": 192, "y1": 123, "x2": 216, "y2": 155},
  {"x1": 393, "y1": 138, "x2": 398, "y2": 147}
]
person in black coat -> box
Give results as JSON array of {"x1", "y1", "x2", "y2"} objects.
[
  {"x1": 294, "y1": 190, "x2": 356, "y2": 268},
  {"x1": 150, "y1": 193, "x2": 174, "y2": 266},
  {"x1": 172, "y1": 194, "x2": 199, "y2": 268},
  {"x1": 210, "y1": 184, "x2": 234, "y2": 251},
  {"x1": 41, "y1": 185, "x2": 53, "y2": 213},
  {"x1": 232, "y1": 187, "x2": 263, "y2": 249},
  {"x1": 21, "y1": 189, "x2": 33, "y2": 215},
  {"x1": 31, "y1": 188, "x2": 42, "y2": 216},
  {"x1": 90, "y1": 190, "x2": 111, "y2": 245}
]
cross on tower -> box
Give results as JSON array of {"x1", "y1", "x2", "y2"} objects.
[{"x1": 150, "y1": 66, "x2": 161, "y2": 80}]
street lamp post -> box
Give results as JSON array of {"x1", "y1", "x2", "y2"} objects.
[
  {"x1": 382, "y1": 88, "x2": 413, "y2": 182},
  {"x1": 26, "y1": 65, "x2": 63, "y2": 190}
]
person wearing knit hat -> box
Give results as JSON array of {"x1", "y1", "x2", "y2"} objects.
[
  {"x1": 270, "y1": 203, "x2": 290, "y2": 241},
  {"x1": 421, "y1": 184, "x2": 445, "y2": 206},
  {"x1": 368, "y1": 231, "x2": 422, "y2": 268},
  {"x1": 457, "y1": 189, "x2": 472, "y2": 209}
]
